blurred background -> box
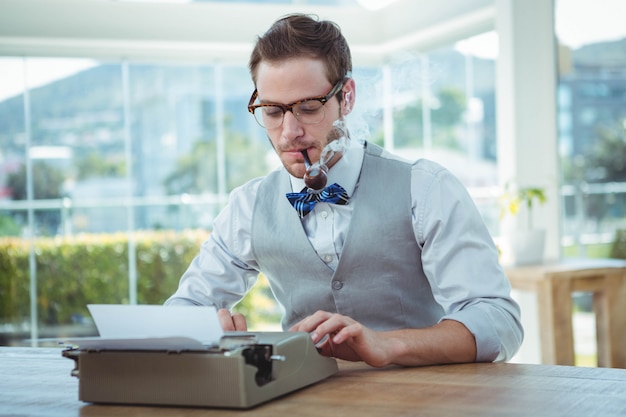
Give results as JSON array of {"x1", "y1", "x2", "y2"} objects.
[{"x1": 0, "y1": 0, "x2": 624, "y2": 366}]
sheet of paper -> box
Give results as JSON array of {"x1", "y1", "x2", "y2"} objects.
[
  {"x1": 87, "y1": 304, "x2": 224, "y2": 347},
  {"x1": 65, "y1": 336, "x2": 207, "y2": 351}
]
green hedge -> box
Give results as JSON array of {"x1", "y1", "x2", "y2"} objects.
[
  {"x1": 0, "y1": 230, "x2": 280, "y2": 328},
  {"x1": 610, "y1": 229, "x2": 626, "y2": 259}
]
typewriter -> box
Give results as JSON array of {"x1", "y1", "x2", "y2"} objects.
[{"x1": 62, "y1": 305, "x2": 338, "y2": 408}]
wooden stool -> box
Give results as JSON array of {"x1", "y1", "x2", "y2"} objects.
[{"x1": 505, "y1": 258, "x2": 626, "y2": 368}]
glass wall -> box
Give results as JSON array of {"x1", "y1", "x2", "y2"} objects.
[
  {"x1": 555, "y1": 0, "x2": 626, "y2": 256},
  {"x1": 0, "y1": 58, "x2": 273, "y2": 344},
  {"x1": 0, "y1": 59, "x2": 272, "y2": 235},
  {"x1": 0, "y1": 36, "x2": 496, "y2": 344}
]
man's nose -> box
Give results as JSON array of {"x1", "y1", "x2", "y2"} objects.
[{"x1": 281, "y1": 109, "x2": 303, "y2": 137}]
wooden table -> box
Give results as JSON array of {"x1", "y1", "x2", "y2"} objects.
[
  {"x1": 2, "y1": 347, "x2": 626, "y2": 417},
  {"x1": 505, "y1": 258, "x2": 626, "y2": 368}
]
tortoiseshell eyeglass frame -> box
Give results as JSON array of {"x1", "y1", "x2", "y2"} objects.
[{"x1": 247, "y1": 79, "x2": 345, "y2": 128}]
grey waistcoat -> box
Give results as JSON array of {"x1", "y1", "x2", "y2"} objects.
[{"x1": 251, "y1": 142, "x2": 443, "y2": 330}]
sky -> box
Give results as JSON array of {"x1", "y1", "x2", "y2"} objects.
[
  {"x1": 555, "y1": 0, "x2": 626, "y2": 49},
  {"x1": 456, "y1": 0, "x2": 626, "y2": 59},
  {"x1": 0, "y1": 0, "x2": 625, "y2": 102},
  {"x1": 0, "y1": 58, "x2": 98, "y2": 103}
]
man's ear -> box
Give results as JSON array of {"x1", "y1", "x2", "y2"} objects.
[{"x1": 341, "y1": 80, "x2": 356, "y2": 115}]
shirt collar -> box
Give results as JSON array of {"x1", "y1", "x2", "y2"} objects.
[{"x1": 289, "y1": 139, "x2": 364, "y2": 197}]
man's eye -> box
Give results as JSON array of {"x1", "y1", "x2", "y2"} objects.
[
  {"x1": 299, "y1": 108, "x2": 320, "y2": 115},
  {"x1": 298, "y1": 102, "x2": 323, "y2": 114},
  {"x1": 263, "y1": 107, "x2": 283, "y2": 117}
]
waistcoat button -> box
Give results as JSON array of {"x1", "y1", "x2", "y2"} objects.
[{"x1": 332, "y1": 280, "x2": 343, "y2": 290}]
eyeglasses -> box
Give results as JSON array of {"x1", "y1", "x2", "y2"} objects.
[{"x1": 247, "y1": 80, "x2": 344, "y2": 129}]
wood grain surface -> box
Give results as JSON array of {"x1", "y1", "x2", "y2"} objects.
[{"x1": 2, "y1": 347, "x2": 625, "y2": 417}]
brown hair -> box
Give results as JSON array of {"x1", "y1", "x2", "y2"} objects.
[{"x1": 249, "y1": 13, "x2": 352, "y2": 88}]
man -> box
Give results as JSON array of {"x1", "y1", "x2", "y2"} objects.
[{"x1": 166, "y1": 13, "x2": 523, "y2": 367}]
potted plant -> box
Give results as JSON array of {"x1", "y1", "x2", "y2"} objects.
[{"x1": 498, "y1": 183, "x2": 548, "y2": 266}]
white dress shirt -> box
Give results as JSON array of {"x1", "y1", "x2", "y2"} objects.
[{"x1": 166, "y1": 138, "x2": 523, "y2": 362}]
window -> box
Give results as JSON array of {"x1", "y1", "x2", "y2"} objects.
[
  {"x1": 556, "y1": 0, "x2": 626, "y2": 254},
  {"x1": 0, "y1": 1, "x2": 510, "y2": 346},
  {"x1": 0, "y1": 58, "x2": 273, "y2": 344}
]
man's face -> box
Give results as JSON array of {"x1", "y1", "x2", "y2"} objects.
[{"x1": 254, "y1": 58, "x2": 352, "y2": 179}]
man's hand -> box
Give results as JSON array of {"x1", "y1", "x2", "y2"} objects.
[
  {"x1": 290, "y1": 311, "x2": 477, "y2": 367},
  {"x1": 217, "y1": 308, "x2": 247, "y2": 331},
  {"x1": 289, "y1": 311, "x2": 396, "y2": 367}
]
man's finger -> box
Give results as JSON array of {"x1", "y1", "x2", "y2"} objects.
[
  {"x1": 217, "y1": 308, "x2": 237, "y2": 331},
  {"x1": 231, "y1": 312, "x2": 248, "y2": 331}
]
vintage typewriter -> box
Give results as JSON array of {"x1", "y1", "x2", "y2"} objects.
[{"x1": 62, "y1": 305, "x2": 338, "y2": 408}]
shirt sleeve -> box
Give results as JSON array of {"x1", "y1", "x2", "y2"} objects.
[
  {"x1": 164, "y1": 178, "x2": 262, "y2": 309},
  {"x1": 411, "y1": 160, "x2": 524, "y2": 362}
]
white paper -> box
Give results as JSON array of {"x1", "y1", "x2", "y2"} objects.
[
  {"x1": 65, "y1": 336, "x2": 207, "y2": 351},
  {"x1": 87, "y1": 304, "x2": 224, "y2": 347}
]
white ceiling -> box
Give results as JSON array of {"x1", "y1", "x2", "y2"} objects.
[{"x1": 0, "y1": 0, "x2": 495, "y2": 65}]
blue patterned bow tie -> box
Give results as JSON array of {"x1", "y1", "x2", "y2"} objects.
[{"x1": 286, "y1": 183, "x2": 350, "y2": 218}]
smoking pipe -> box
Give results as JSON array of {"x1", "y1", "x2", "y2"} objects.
[{"x1": 301, "y1": 150, "x2": 328, "y2": 191}]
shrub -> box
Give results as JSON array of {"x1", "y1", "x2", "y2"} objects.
[
  {"x1": 0, "y1": 230, "x2": 279, "y2": 328},
  {"x1": 610, "y1": 229, "x2": 626, "y2": 259}
]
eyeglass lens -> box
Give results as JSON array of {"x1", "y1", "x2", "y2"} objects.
[{"x1": 253, "y1": 100, "x2": 326, "y2": 129}]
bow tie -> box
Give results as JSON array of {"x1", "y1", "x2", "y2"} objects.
[{"x1": 286, "y1": 183, "x2": 350, "y2": 218}]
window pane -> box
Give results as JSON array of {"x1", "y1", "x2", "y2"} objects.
[
  {"x1": 127, "y1": 63, "x2": 218, "y2": 231},
  {"x1": 556, "y1": 0, "x2": 626, "y2": 255}
]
